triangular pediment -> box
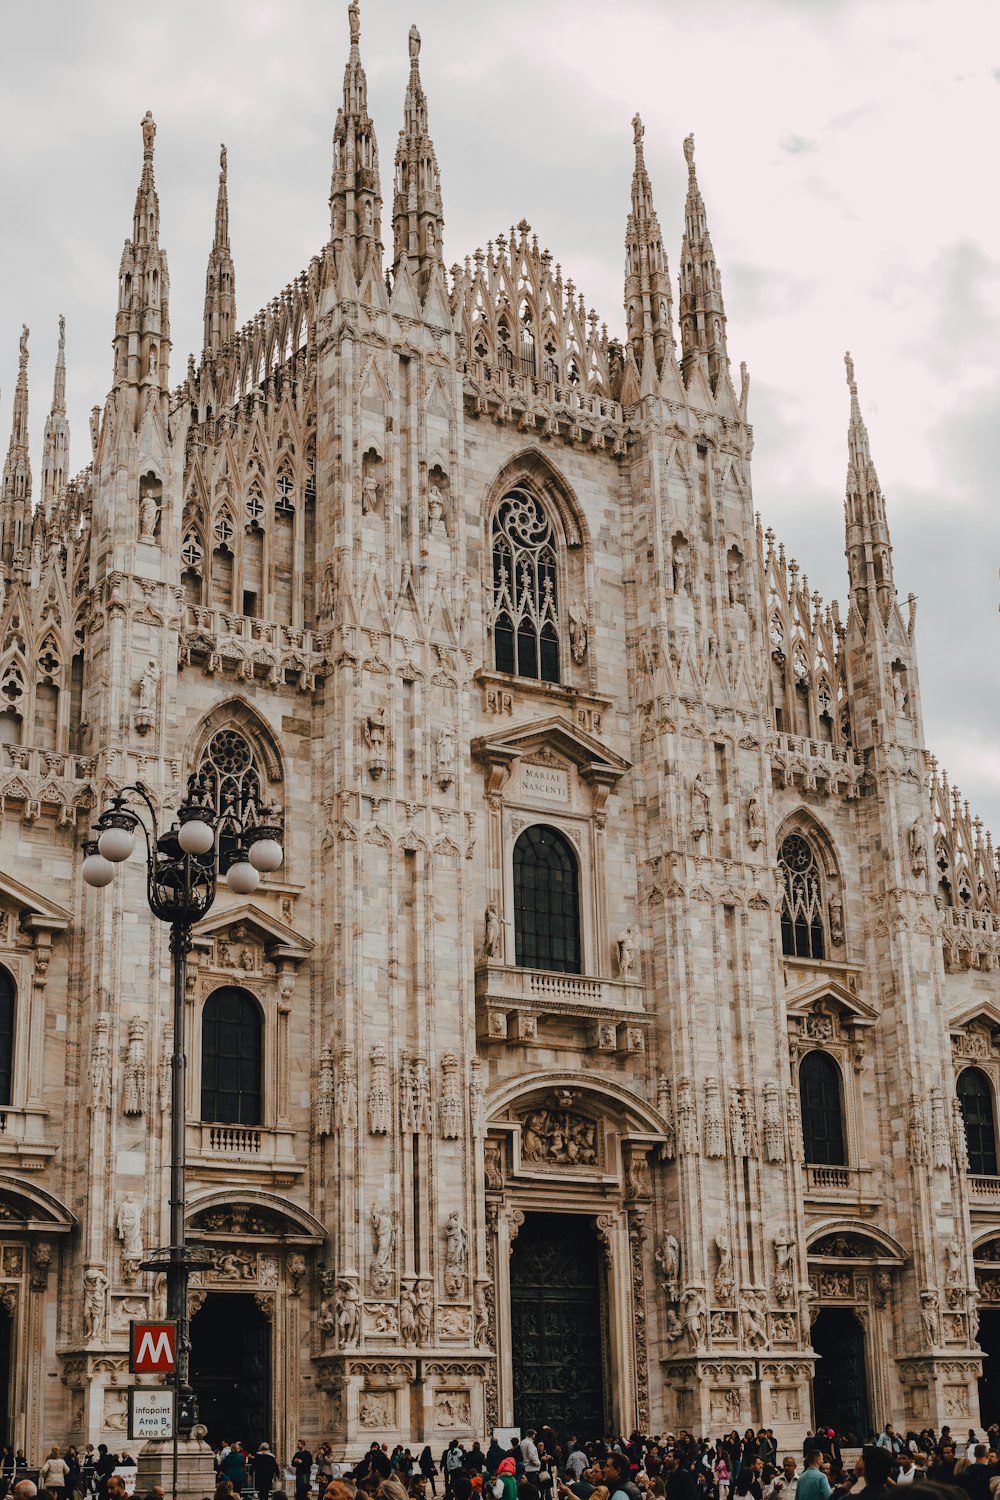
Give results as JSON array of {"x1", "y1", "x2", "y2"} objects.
[
  {"x1": 785, "y1": 975, "x2": 878, "y2": 1027},
  {"x1": 949, "y1": 1000, "x2": 1000, "y2": 1037},
  {"x1": 472, "y1": 713, "x2": 630, "y2": 784},
  {"x1": 0, "y1": 870, "x2": 71, "y2": 933},
  {"x1": 191, "y1": 900, "x2": 312, "y2": 964}
]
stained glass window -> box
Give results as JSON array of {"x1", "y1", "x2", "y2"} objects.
[{"x1": 491, "y1": 490, "x2": 560, "y2": 684}]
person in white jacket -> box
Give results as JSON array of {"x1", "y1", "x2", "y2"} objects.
[{"x1": 40, "y1": 1449, "x2": 69, "y2": 1500}]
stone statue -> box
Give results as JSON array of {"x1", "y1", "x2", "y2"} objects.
[
  {"x1": 370, "y1": 1203, "x2": 395, "y2": 1294},
  {"x1": 473, "y1": 1279, "x2": 489, "y2": 1345},
  {"x1": 318, "y1": 1299, "x2": 336, "y2": 1337},
  {"x1": 657, "y1": 1233, "x2": 680, "y2": 1301},
  {"x1": 315, "y1": 1042, "x2": 334, "y2": 1136},
  {"x1": 672, "y1": 541, "x2": 690, "y2": 596},
  {"x1": 122, "y1": 1017, "x2": 147, "y2": 1115},
  {"x1": 408, "y1": 23, "x2": 420, "y2": 60},
  {"x1": 83, "y1": 1267, "x2": 109, "y2": 1341},
  {"x1": 893, "y1": 673, "x2": 908, "y2": 716},
  {"x1": 444, "y1": 1211, "x2": 468, "y2": 1286},
  {"x1": 568, "y1": 603, "x2": 588, "y2": 664},
  {"x1": 399, "y1": 1281, "x2": 418, "y2": 1347},
  {"x1": 682, "y1": 1286, "x2": 707, "y2": 1351},
  {"x1": 138, "y1": 479, "x2": 159, "y2": 544},
  {"x1": 435, "y1": 727, "x2": 455, "y2": 789},
  {"x1": 741, "y1": 1288, "x2": 769, "y2": 1350},
  {"x1": 138, "y1": 661, "x2": 159, "y2": 716},
  {"x1": 714, "y1": 1232, "x2": 735, "y2": 1306},
  {"x1": 727, "y1": 551, "x2": 745, "y2": 606},
  {"x1": 829, "y1": 894, "x2": 844, "y2": 947},
  {"x1": 615, "y1": 925, "x2": 636, "y2": 978},
  {"x1": 141, "y1": 110, "x2": 156, "y2": 156},
  {"x1": 909, "y1": 820, "x2": 928, "y2": 878},
  {"x1": 90, "y1": 1013, "x2": 112, "y2": 1112},
  {"x1": 116, "y1": 1193, "x2": 143, "y2": 1260},
  {"x1": 427, "y1": 482, "x2": 444, "y2": 529},
  {"x1": 481, "y1": 901, "x2": 502, "y2": 960},
  {"x1": 664, "y1": 1307, "x2": 685, "y2": 1342},
  {"x1": 336, "y1": 1277, "x2": 360, "y2": 1347},
  {"x1": 920, "y1": 1288, "x2": 940, "y2": 1348},
  {"x1": 19, "y1": 325, "x2": 28, "y2": 362},
  {"x1": 361, "y1": 474, "x2": 380, "y2": 514},
  {"x1": 945, "y1": 1236, "x2": 964, "y2": 1289},
  {"x1": 632, "y1": 113, "x2": 644, "y2": 147},
  {"x1": 691, "y1": 773, "x2": 710, "y2": 839},
  {"x1": 746, "y1": 790, "x2": 764, "y2": 848},
  {"x1": 773, "y1": 1225, "x2": 795, "y2": 1305},
  {"x1": 415, "y1": 1279, "x2": 434, "y2": 1344}
]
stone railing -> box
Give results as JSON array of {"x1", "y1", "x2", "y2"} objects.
[
  {"x1": 0, "y1": 1107, "x2": 57, "y2": 1166},
  {"x1": 768, "y1": 733, "x2": 864, "y2": 800},
  {"x1": 475, "y1": 962, "x2": 649, "y2": 1054},
  {"x1": 969, "y1": 1175, "x2": 1000, "y2": 1201},
  {"x1": 189, "y1": 1122, "x2": 302, "y2": 1180},
  {"x1": 804, "y1": 1164, "x2": 879, "y2": 1204},
  {"x1": 1, "y1": 744, "x2": 94, "y2": 780}
]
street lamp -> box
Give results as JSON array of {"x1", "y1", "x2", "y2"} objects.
[{"x1": 82, "y1": 773, "x2": 283, "y2": 1449}]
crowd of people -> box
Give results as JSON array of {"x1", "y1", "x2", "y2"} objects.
[{"x1": 8, "y1": 1424, "x2": 1000, "y2": 1500}]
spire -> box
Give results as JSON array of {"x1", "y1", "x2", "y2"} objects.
[
  {"x1": 678, "y1": 134, "x2": 728, "y2": 392},
  {"x1": 624, "y1": 114, "x2": 674, "y2": 377},
  {"x1": 391, "y1": 23, "x2": 444, "y2": 296},
  {"x1": 42, "y1": 315, "x2": 70, "y2": 514},
  {"x1": 1, "y1": 325, "x2": 31, "y2": 569},
  {"x1": 203, "y1": 144, "x2": 237, "y2": 358},
  {"x1": 113, "y1": 111, "x2": 171, "y2": 417},
  {"x1": 329, "y1": 1, "x2": 383, "y2": 282},
  {"x1": 843, "y1": 351, "x2": 894, "y2": 622}
]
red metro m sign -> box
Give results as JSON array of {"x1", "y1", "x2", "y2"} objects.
[{"x1": 129, "y1": 1320, "x2": 177, "y2": 1374}]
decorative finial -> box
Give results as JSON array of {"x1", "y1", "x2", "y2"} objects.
[
  {"x1": 141, "y1": 110, "x2": 156, "y2": 158},
  {"x1": 348, "y1": 0, "x2": 360, "y2": 45},
  {"x1": 18, "y1": 325, "x2": 29, "y2": 363},
  {"x1": 409, "y1": 23, "x2": 420, "y2": 61},
  {"x1": 220, "y1": 143, "x2": 227, "y2": 179},
  {"x1": 632, "y1": 113, "x2": 644, "y2": 148},
  {"x1": 844, "y1": 350, "x2": 856, "y2": 393},
  {"x1": 58, "y1": 314, "x2": 65, "y2": 347},
  {"x1": 683, "y1": 133, "x2": 695, "y2": 169}
]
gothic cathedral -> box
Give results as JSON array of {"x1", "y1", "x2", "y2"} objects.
[{"x1": 0, "y1": 0, "x2": 997, "y2": 1458}]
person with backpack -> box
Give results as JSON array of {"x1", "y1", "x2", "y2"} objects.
[{"x1": 443, "y1": 1443, "x2": 465, "y2": 1499}]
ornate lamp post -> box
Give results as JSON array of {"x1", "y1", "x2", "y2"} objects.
[{"x1": 82, "y1": 773, "x2": 283, "y2": 1447}]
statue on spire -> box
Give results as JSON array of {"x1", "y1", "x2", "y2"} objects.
[
  {"x1": 19, "y1": 325, "x2": 28, "y2": 364},
  {"x1": 220, "y1": 143, "x2": 227, "y2": 179},
  {"x1": 632, "y1": 113, "x2": 644, "y2": 147},
  {"x1": 844, "y1": 349, "x2": 856, "y2": 392},
  {"x1": 348, "y1": 0, "x2": 360, "y2": 45},
  {"x1": 683, "y1": 133, "x2": 695, "y2": 168},
  {"x1": 409, "y1": 23, "x2": 420, "y2": 60},
  {"x1": 141, "y1": 110, "x2": 156, "y2": 158}
]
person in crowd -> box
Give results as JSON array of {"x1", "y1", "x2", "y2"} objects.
[
  {"x1": 40, "y1": 1451, "x2": 68, "y2": 1500},
  {"x1": 106, "y1": 1479, "x2": 127, "y2": 1500},
  {"x1": 793, "y1": 1453, "x2": 829, "y2": 1500},
  {"x1": 253, "y1": 1444, "x2": 281, "y2": 1497},
  {"x1": 292, "y1": 1440, "x2": 313, "y2": 1500},
  {"x1": 958, "y1": 1445, "x2": 993, "y2": 1500},
  {"x1": 64, "y1": 1451, "x2": 82, "y2": 1500},
  {"x1": 602, "y1": 1455, "x2": 641, "y2": 1500},
  {"x1": 929, "y1": 1444, "x2": 957, "y2": 1484},
  {"x1": 419, "y1": 1450, "x2": 439, "y2": 1497},
  {"x1": 93, "y1": 1447, "x2": 115, "y2": 1500},
  {"x1": 11, "y1": 1484, "x2": 37, "y2": 1500},
  {"x1": 764, "y1": 1457, "x2": 797, "y2": 1500},
  {"x1": 895, "y1": 1454, "x2": 916, "y2": 1487},
  {"x1": 519, "y1": 1438, "x2": 541, "y2": 1485}
]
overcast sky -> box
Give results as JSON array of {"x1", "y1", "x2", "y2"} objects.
[{"x1": 1, "y1": 0, "x2": 998, "y2": 833}]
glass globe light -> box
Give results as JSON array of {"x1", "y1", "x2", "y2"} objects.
[
  {"x1": 225, "y1": 860, "x2": 260, "y2": 896},
  {"x1": 248, "y1": 837, "x2": 283, "y2": 873},
  {"x1": 178, "y1": 817, "x2": 215, "y2": 856},
  {"x1": 97, "y1": 824, "x2": 135, "y2": 863},
  {"x1": 82, "y1": 851, "x2": 116, "y2": 888}
]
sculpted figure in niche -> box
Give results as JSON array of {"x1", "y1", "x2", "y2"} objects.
[
  {"x1": 116, "y1": 1193, "x2": 143, "y2": 1261},
  {"x1": 690, "y1": 773, "x2": 710, "y2": 839},
  {"x1": 444, "y1": 1212, "x2": 468, "y2": 1274},
  {"x1": 616, "y1": 925, "x2": 636, "y2": 978},
  {"x1": 83, "y1": 1267, "x2": 109, "y2": 1341},
  {"x1": 657, "y1": 1233, "x2": 680, "y2": 1301},
  {"x1": 672, "y1": 540, "x2": 690, "y2": 597},
  {"x1": 773, "y1": 1225, "x2": 795, "y2": 1305},
  {"x1": 427, "y1": 481, "x2": 444, "y2": 529},
  {"x1": 727, "y1": 549, "x2": 745, "y2": 606},
  {"x1": 336, "y1": 1277, "x2": 360, "y2": 1347},
  {"x1": 138, "y1": 477, "x2": 160, "y2": 545},
  {"x1": 682, "y1": 1286, "x2": 707, "y2": 1350},
  {"x1": 481, "y1": 902, "x2": 502, "y2": 961},
  {"x1": 435, "y1": 727, "x2": 455, "y2": 789},
  {"x1": 361, "y1": 473, "x2": 380, "y2": 515},
  {"x1": 920, "y1": 1289, "x2": 940, "y2": 1348},
  {"x1": 893, "y1": 671, "x2": 908, "y2": 717},
  {"x1": 568, "y1": 602, "x2": 588, "y2": 664},
  {"x1": 714, "y1": 1231, "x2": 735, "y2": 1306},
  {"x1": 519, "y1": 1104, "x2": 597, "y2": 1166},
  {"x1": 829, "y1": 894, "x2": 844, "y2": 947},
  {"x1": 399, "y1": 1281, "x2": 418, "y2": 1347},
  {"x1": 370, "y1": 1204, "x2": 395, "y2": 1294},
  {"x1": 746, "y1": 790, "x2": 764, "y2": 848},
  {"x1": 909, "y1": 820, "x2": 928, "y2": 878}
]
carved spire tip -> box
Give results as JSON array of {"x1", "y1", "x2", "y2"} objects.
[
  {"x1": 348, "y1": 0, "x2": 360, "y2": 45},
  {"x1": 409, "y1": 22, "x2": 421, "y2": 62},
  {"x1": 844, "y1": 349, "x2": 857, "y2": 393},
  {"x1": 141, "y1": 110, "x2": 156, "y2": 159},
  {"x1": 683, "y1": 132, "x2": 695, "y2": 169}
]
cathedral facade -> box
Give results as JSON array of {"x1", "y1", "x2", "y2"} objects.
[{"x1": 1, "y1": 0, "x2": 998, "y2": 1461}]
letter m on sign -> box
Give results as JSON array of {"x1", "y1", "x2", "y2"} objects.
[{"x1": 130, "y1": 1320, "x2": 177, "y2": 1374}]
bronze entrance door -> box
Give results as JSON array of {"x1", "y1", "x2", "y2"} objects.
[
  {"x1": 189, "y1": 1291, "x2": 271, "y2": 1448},
  {"x1": 509, "y1": 1212, "x2": 606, "y2": 1437},
  {"x1": 811, "y1": 1306, "x2": 870, "y2": 1442}
]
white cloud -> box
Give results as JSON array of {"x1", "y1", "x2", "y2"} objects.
[{"x1": 1, "y1": 0, "x2": 998, "y2": 827}]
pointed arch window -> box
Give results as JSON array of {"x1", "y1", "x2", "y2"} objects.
[
  {"x1": 513, "y1": 824, "x2": 580, "y2": 974},
  {"x1": 490, "y1": 489, "x2": 560, "y2": 684},
  {"x1": 799, "y1": 1050, "x2": 845, "y2": 1166},
  {"x1": 195, "y1": 728, "x2": 264, "y2": 867},
  {"x1": 780, "y1": 832, "x2": 826, "y2": 960},
  {"x1": 0, "y1": 966, "x2": 14, "y2": 1108},
  {"x1": 958, "y1": 1067, "x2": 998, "y2": 1177},
  {"x1": 200, "y1": 986, "x2": 262, "y2": 1126}
]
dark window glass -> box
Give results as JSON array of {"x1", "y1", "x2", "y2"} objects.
[
  {"x1": 779, "y1": 833, "x2": 826, "y2": 959},
  {"x1": 0, "y1": 968, "x2": 13, "y2": 1107},
  {"x1": 513, "y1": 825, "x2": 581, "y2": 974},
  {"x1": 490, "y1": 490, "x2": 560, "y2": 684},
  {"x1": 201, "y1": 987, "x2": 262, "y2": 1126},
  {"x1": 958, "y1": 1067, "x2": 998, "y2": 1177},
  {"x1": 799, "y1": 1050, "x2": 846, "y2": 1166}
]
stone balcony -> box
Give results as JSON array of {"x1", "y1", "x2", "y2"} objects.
[
  {"x1": 767, "y1": 732, "x2": 864, "y2": 800},
  {"x1": 475, "y1": 962, "x2": 650, "y2": 1054},
  {"x1": 0, "y1": 743, "x2": 94, "y2": 824},
  {"x1": 179, "y1": 605, "x2": 328, "y2": 688},
  {"x1": 803, "y1": 1162, "x2": 881, "y2": 1210},
  {"x1": 969, "y1": 1175, "x2": 1000, "y2": 1205},
  {"x1": 187, "y1": 1121, "x2": 303, "y2": 1186},
  {"x1": 0, "y1": 1108, "x2": 57, "y2": 1170}
]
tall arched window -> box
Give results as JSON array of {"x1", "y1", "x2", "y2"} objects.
[
  {"x1": 0, "y1": 967, "x2": 14, "y2": 1108},
  {"x1": 513, "y1": 825, "x2": 581, "y2": 974},
  {"x1": 201, "y1": 987, "x2": 262, "y2": 1126},
  {"x1": 780, "y1": 832, "x2": 826, "y2": 959},
  {"x1": 799, "y1": 1051, "x2": 846, "y2": 1166},
  {"x1": 958, "y1": 1067, "x2": 998, "y2": 1177},
  {"x1": 196, "y1": 728, "x2": 264, "y2": 864},
  {"x1": 490, "y1": 490, "x2": 560, "y2": 684}
]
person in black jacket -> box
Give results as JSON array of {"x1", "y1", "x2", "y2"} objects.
[
  {"x1": 252, "y1": 1444, "x2": 281, "y2": 1497},
  {"x1": 291, "y1": 1443, "x2": 313, "y2": 1500}
]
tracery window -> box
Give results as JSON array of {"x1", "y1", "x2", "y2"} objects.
[
  {"x1": 0, "y1": 966, "x2": 14, "y2": 1108},
  {"x1": 799, "y1": 1050, "x2": 846, "y2": 1166},
  {"x1": 779, "y1": 833, "x2": 826, "y2": 960},
  {"x1": 490, "y1": 489, "x2": 560, "y2": 683},
  {"x1": 195, "y1": 729, "x2": 265, "y2": 866},
  {"x1": 513, "y1": 825, "x2": 580, "y2": 974},
  {"x1": 958, "y1": 1067, "x2": 998, "y2": 1177},
  {"x1": 200, "y1": 986, "x2": 262, "y2": 1126}
]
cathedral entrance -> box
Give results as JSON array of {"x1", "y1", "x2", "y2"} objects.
[
  {"x1": 811, "y1": 1307, "x2": 869, "y2": 1441},
  {"x1": 189, "y1": 1293, "x2": 270, "y2": 1448},
  {"x1": 509, "y1": 1212, "x2": 605, "y2": 1438},
  {"x1": 977, "y1": 1309, "x2": 1000, "y2": 1425}
]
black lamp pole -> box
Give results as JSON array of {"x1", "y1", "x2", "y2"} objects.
[{"x1": 82, "y1": 774, "x2": 283, "y2": 1480}]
